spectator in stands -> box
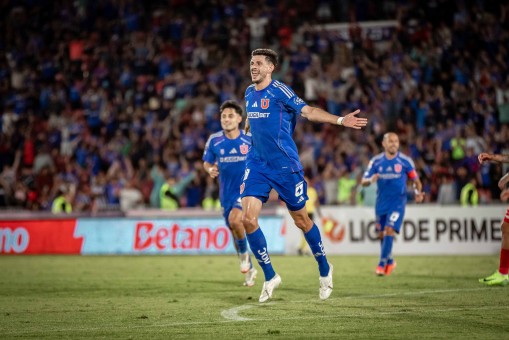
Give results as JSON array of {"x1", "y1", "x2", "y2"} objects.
[
  {"x1": 159, "y1": 171, "x2": 196, "y2": 211},
  {"x1": 460, "y1": 176, "x2": 479, "y2": 206},
  {"x1": 51, "y1": 187, "x2": 72, "y2": 214}
]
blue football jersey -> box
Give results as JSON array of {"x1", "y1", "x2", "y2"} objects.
[
  {"x1": 244, "y1": 80, "x2": 307, "y2": 172},
  {"x1": 202, "y1": 130, "x2": 251, "y2": 208},
  {"x1": 363, "y1": 152, "x2": 418, "y2": 215}
]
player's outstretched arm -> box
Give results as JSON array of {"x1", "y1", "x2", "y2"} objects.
[
  {"x1": 478, "y1": 153, "x2": 509, "y2": 164},
  {"x1": 301, "y1": 106, "x2": 368, "y2": 129}
]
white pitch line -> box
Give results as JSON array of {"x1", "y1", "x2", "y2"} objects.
[
  {"x1": 220, "y1": 304, "x2": 255, "y2": 321},
  {"x1": 220, "y1": 302, "x2": 275, "y2": 321},
  {"x1": 220, "y1": 287, "x2": 490, "y2": 321}
]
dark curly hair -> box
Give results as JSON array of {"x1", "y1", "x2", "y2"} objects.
[{"x1": 251, "y1": 48, "x2": 278, "y2": 68}]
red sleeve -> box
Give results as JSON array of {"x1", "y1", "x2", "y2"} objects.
[{"x1": 407, "y1": 169, "x2": 418, "y2": 180}]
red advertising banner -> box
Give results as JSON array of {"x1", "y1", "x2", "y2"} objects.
[{"x1": 0, "y1": 220, "x2": 83, "y2": 254}]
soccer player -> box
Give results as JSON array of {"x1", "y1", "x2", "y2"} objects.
[
  {"x1": 202, "y1": 100, "x2": 257, "y2": 287},
  {"x1": 361, "y1": 132, "x2": 424, "y2": 276},
  {"x1": 241, "y1": 48, "x2": 367, "y2": 302},
  {"x1": 477, "y1": 152, "x2": 509, "y2": 286}
]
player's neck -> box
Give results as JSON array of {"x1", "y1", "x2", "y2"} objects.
[
  {"x1": 254, "y1": 76, "x2": 272, "y2": 91},
  {"x1": 385, "y1": 151, "x2": 398, "y2": 160},
  {"x1": 224, "y1": 129, "x2": 240, "y2": 139}
]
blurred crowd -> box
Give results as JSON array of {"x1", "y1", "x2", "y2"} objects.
[{"x1": 0, "y1": 0, "x2": 508, "y2": 213}]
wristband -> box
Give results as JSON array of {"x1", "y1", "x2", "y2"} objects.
[{"x1": 337, "y1": 117, "x2": 344, "y2": 126}]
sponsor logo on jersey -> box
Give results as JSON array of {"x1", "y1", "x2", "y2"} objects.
[
  {"x1": 261, "y1": 99, "x2": 270, "y2": 109},
  {"x1": 240, "y1": 144, "x2": 249, "y2": 155},
  {"x1": 386, "y1": 166, "x2": 392, "y2": 172},
  {"x1": 219, "y1": 156, "x2": 246, "y2": 163},
  {"x1": 378, "y1": 173, "x2": 402, "y2": 179},
  {"x1": 394, "y1": 164, "x2": 402, "y2": 173},
  {"x1": 229, "y1": 148, "x2": 237, "y2": 154},
  {"x1": 247, "y1": 112, "x2": 270, "y2": 118},
  {"x1": 252, "y1": 101, "x2": 258, "y2": 107},
  {"x1": 220, "y1": 149, "x2": 224, "y2": 155}
]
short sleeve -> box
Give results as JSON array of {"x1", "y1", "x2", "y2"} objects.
[{"x1": 202, "y1": 136, "x2": 216, "y2": 164}]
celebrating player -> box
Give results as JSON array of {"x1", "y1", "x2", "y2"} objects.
[
  {"x1": 241, "y1": 48, "x2": 367, "y2": 302},
  {"x1": 362, "y1": 132, "x2": 424, "y2": 276},
  {"x1": 202, "y1": 100, "x2": 257, "y2": 287}
]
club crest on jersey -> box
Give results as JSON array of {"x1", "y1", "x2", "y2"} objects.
[
  {"x1": 240, "y1": 182, "x2": 245, "y2": 194},
  {"x1": 394, "y1": 164, "x2": 402, "y2": 173},
  {"x1": 240, "y1": 144, "x2": 249, "y2": 155},
  {"x1": 261, "y1": 99, "x2": 270, "y2": 109}
]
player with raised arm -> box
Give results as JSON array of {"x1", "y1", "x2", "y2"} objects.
[
  {"x1": 362, "y1": 132, "x2": 424, "y2": 276},
  {"x1": 241, "y1": 48, "x2": 367, "y2": 302},
  {"x1": 478, "y1": 152, "x2": 509, "y2": 286},
  {"x1": 203, "y1": 100, "x2": 257, "y2": 287}
]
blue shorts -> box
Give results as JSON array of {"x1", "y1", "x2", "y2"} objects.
[
  {"x1": 240, "y1": 165, "x2": 308, "y2": 211},
  {"x1": 222, "y1": 198, "x2": 242, "y2": 228},
  {"x1": 376, "y1": 208, "x2": 405, "y2": 234}
]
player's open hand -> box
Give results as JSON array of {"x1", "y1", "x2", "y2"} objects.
[{"x1": 342, "y1": 110, "x2": 368, "y2": 130}]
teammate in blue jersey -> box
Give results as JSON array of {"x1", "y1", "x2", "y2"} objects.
[
  {"x1": 241, "y1": 48, "x2": 367, "y2": 302},
  {"x1": 203, "y1": 100, "x2": 257, "y2": 287},
  {"x1": 362, "y1": 132, "x2": 424, "y2": 276}
]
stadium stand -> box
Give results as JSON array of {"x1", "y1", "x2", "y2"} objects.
[{"x1": 0, "y1": 0, "x2": 508, "y2": 213}]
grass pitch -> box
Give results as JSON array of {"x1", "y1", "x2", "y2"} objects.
[{"x1": 1, "y1": 255, "x2": 508, "y2": 339}]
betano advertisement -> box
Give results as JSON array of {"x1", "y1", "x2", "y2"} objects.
[
  {"x1": 0, "y1": 217, "x2": 285, "y2": 255},
  {"x1": 1, "y1": 206, "x2": 505, "y2": 255},
  {"x1": 282, "y1": 206, "x2": 505, "y2": 255}
]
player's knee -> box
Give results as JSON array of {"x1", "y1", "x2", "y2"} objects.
[
  {"x1": 228, "y1": 217, "x2": 242, "y2": 233},
  {"x1": 384, "y1": 227, "x2": 395, "y2": 236},
  {"x1": 241, "y1": 212, "x2": 258, "y2": 232},
  {"x1": 292, "y1": 213, "x2": 313, "y2": 232}
]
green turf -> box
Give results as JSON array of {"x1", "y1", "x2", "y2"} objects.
[{"x1": 1, "y1": 255, "x2": 508, "y2": 339}]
